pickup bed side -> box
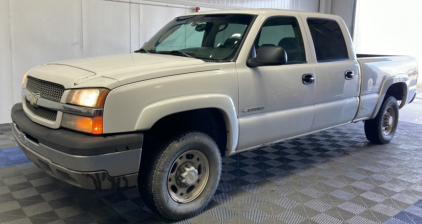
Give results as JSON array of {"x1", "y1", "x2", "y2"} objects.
[{"x1": 354, "y1": 56, "x2": 418, "y2": 121}]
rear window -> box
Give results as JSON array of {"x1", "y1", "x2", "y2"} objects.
[{"x1": 307, "y1": 18, "x2": 349, "y2": 62}]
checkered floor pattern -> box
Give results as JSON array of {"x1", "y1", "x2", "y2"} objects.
[{"x1": 0, "y1": 120, "x2": 421, "y2": 224}]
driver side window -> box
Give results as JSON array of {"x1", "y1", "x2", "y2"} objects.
[{"x1": 255, "y1": 17, "x2": 306, "y2": 64}]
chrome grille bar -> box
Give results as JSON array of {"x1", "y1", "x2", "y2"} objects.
[{"x1": 26, "y1": 76, "x2": 65, "y2": 102}]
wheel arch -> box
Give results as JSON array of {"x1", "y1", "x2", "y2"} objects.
[
  {"x1": 371, "y1": 79, "x2": 408, "y2": 119},
  {"x1": 135, "y1": 94, "x2": 238, "y2": 156}
]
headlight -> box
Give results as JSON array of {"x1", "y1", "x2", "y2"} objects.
[
  {"x1": 22, "y1": 73, "x2": 28, "y2": 88},
  {"x1": 63, "y1": 88, "x2": 109, "y2": 134},
  {"x1": 61, "y1": 114, "x2": 103, "y2": 134},
  {"x1": 66, "y1": 88, "x2": 109, "y2": 107}
]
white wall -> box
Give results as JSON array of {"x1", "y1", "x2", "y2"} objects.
[
  {"x1": 0, "y1": 0, "x2": 14, "y2": 125},
  {"x1": 318, "y1": 0, "x2": 356, "y2": 36},
  {"x1": 354, "y1": 0, "x2": 422, "y2": 84},
  {"x1": 331, "y1": 0, "x2": 355, "y2": 36},
  {"x1": 164, "y1": 0, "x2": 319, "y2": 12},
  {"x1": 196, "y1": 0, "x2": 320, "y2": 12},
  {"x1": 0, "y1": 0, "x2": 320, "y2": 124},
  {"x1": 203, "y1": 0, "x2": 319, "y2": 12}
]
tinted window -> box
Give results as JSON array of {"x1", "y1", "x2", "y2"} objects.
[
  {"x1": 307, "y1": 18, "x2": 349, "y2": 62},
  {"x1": 214, "y1": 24, "x2": 247, "y2": 47},
  {"x1": 255, "y1": 17, "x2": 306, "y2": 64}
]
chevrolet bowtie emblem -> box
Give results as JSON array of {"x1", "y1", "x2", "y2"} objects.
[{"x1": 29, "y1": 92, "x2": 40, "y2": 107}]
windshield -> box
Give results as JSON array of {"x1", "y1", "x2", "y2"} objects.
[{"x1": 139, "y1": 14, "x2": 255, "y2": 61}]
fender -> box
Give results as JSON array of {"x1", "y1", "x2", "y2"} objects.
[
  {"x1": 370, "y1": 76, "x2": 408, "y2": 119},
  {"x1": 135, "y1": 94, "x2": 239, "y2": 154}
]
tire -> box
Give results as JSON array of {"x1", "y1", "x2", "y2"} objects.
[
  {"x1": 364, "y1": 96, "x2": 399, "y2": 144},
  {"x1": 138, "y1": 132, "x2": 222, "y2": 220}
]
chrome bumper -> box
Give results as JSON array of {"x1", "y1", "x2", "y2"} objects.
[{"x1": 12, "y1": 123, "x2": 140, "y2": 190}]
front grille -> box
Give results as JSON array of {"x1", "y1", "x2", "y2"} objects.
[
  {"x1": 26, "y1": 100, "x2": 58, "y2": 121},
  {"x1": 26, "y1": 76, "x2": 65, "y2": 102}
]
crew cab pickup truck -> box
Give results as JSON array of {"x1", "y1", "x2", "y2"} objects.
[{"x1": 11, "y1": 9, "x2": 418, "y2": 220}]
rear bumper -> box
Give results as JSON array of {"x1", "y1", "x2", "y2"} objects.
[{"x1": 11, "y1": 103, "x2": 143, "y2": 190}]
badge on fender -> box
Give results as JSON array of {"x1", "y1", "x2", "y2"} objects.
[{"x1": 242, "y1": 106, "x2": 265, "y2": 113}]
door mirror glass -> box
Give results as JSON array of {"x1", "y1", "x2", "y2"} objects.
[{"x1": 247, "y1": 46, "x2": 287, "y2": 67}]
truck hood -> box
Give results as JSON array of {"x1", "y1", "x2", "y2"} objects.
[{"x1": 27, "y1": 53, "x2": 221, "y2": 89}]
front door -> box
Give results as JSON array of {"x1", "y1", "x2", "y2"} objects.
[{"x1": 236, "y1": 15, "x2": 316, "y2": 150}]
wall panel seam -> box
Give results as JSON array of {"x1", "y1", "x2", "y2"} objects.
[
  {"x1": 8, "y1": 0, "x2": 15, "y2": 104},
  {"x1": 129, "y1": 1, "x2": 131, "y2": 52},
  {"x1": 81, "y1": 0, "x2": 84, "y2": 57}
]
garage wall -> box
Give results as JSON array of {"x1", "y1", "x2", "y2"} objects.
[
  {"x1": 0, "y1": 0, "x2": 14, "y2": 125},
  {"x1": 199, "y1": 0, "x2": 319, "y2": 12},
  {"x1": 0, "y1": 0, "x2": 320, "y2": 124},
  {"x1": 353, "y1": 0, "x2": 422, "y2": 85},
  {"x1": 318, "y1": 0, "x2": 356, "y2": 37},
  {"x1": 9, "y1": 0, "x2": 83, "y2": 104},
  {"x1": 331, "y1": 0, "x2": 355, "y2": 37}
]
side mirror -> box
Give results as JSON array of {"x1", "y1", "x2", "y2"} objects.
[{"x1": 247, "y1": 46, "x2": 287, "y2": 67}]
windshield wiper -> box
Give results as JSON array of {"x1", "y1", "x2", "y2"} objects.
[
  {"x1": 134, "y1": 48, "x2": 150, "y2": 53},
  {"x1": 196, "y1": 57, "x2": 222, "y2": 63},
  {"x1": 158, "y1": 50, "x2": 194, "y2": 58}
]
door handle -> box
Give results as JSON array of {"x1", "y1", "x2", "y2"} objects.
[
  {"x1": 345, "y1": 70, "x2": 355, "y2": 80},
  {"x1": 302, "y1": 74, "x2": 315, "y2": 85}
]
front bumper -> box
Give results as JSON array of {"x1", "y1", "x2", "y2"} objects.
[{"x1": 11, "y1": 103, "x2": 143, "y2": 190}]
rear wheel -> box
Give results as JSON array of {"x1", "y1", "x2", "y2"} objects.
[
  {"x1": 138, "y1": 132, "x2": 221, "y2": 220},
  {"x1": 364, "y1": 96, "x2": 399, "y2": 144}
]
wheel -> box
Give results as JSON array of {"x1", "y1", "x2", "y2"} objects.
[
  {"x1": 138, "y1": 132, "x2": 222, "y2": 220},
  {"x1": 364, "y1": 96, "x2": 399, "y2": 144}
]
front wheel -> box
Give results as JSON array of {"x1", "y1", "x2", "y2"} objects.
[
  {"x1": 364, "y1": 96, "x2": 399, "y2": 144},
  {"x1": 138, "y1": 132, "x2": 222, "y2": 220}
]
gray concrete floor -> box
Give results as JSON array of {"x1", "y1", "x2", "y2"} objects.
[
  {"x1": 0, "y1": 89, "x2": 421, "y2": 224},
  {"x1": 398, "y1": 89, "x2": 422, "y2": 125}
]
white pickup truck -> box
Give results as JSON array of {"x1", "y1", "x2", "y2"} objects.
[{"x1": 11, "y1": 9, "x2": 418, "y2": 220}]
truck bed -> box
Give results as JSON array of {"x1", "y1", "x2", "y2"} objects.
[
  {"x1": 353, "y1": 55, "x2": 418, "y2": 121},
  {"x1": 357, "y1": 54, "x2": 402, "y2": 58}
]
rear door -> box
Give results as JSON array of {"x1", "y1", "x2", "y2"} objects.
[{"x1": 302, "y1": 17, "x2": 360, "y2": 131}]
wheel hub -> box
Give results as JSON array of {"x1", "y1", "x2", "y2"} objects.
[
  {"x1": 388, "y1": 116, "x2": 393, "y2": 126},
  {"x1": 178, "y1": 163, "x2": 198, "y2": 187},
  {"x1": 167, "y1": 150, "x2": 210, "y2": 203},
  {"x1": 382, "y1": 107, "x2": 395, "y2": 135},
  {"x1": 383, "y1": 113, "x2": 391, "y2": 127}
]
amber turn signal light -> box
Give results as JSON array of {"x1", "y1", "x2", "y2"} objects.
[{"x1": 61, "y1": 114, "x2": 103, "y2": 134}]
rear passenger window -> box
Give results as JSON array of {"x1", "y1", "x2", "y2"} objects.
[
  {"x1": 255, "y1": 17, "x2": 306, "y2": 64},
  {"x1": 307, "y1": 18, "x2": 349, "y2": 62}
]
